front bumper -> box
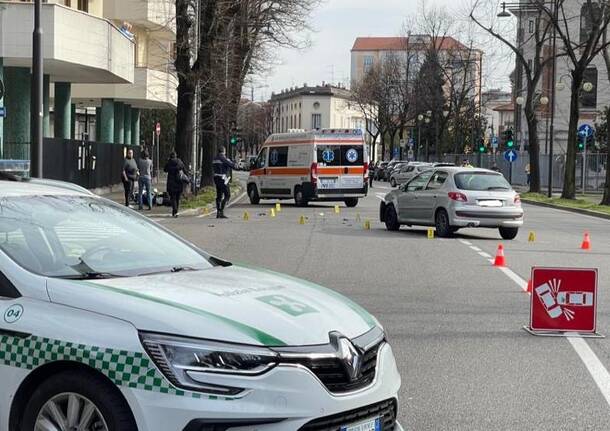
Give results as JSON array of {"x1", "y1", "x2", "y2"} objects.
[{"x1": 122, "y1": 343, "x2": 402, "y2": 431}]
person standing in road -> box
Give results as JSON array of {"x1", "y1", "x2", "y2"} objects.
[
  {"x1": 213, "y1": 146, "x2": 237, "y2": 219},
  {"x1": 122, "y1": 149, "x2": 138, "y2": 207},
  {"x1": 164, "y1": 152, "x2": 186, "y2": 218},
  {"x1": 137, "y1": 149, "x2": 153, "y2": 210}
]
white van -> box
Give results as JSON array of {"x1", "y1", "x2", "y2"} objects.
[{"x1": 247, "y1": 129, "x2": 369, "y2": 207}]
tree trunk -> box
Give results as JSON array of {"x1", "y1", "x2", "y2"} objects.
[
  {"x1": 524, "y1": 105, "x2": 541, "y2": 193},
  {"x1": 175, "y1": 78, "x2": 194, "y2": 167},
  {"x1": 561, "y1": 74, "x2": 582, "y2": 199},
  {"x1": 602, "y1": 149, "x2": 610, "y2": 205}
]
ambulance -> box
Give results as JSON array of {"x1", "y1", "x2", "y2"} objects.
[{"x1": 247, "y1": 129, "x2": 369, "y2": 207}]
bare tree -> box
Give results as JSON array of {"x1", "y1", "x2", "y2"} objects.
[
  {"x1": 601, "y1": 29, "x2": 610, "y2": 205},
  {"x1": 351, "y1": 67, "x2": 384, "y2": 161},
  {"x1": 470, "y1": 0, "x2": 557, "y2": 193},
  {"x1": 530, "y1": 0, "x2": 610, "y2": 199}
]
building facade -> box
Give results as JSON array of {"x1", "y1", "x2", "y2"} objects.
[
  {"x1": 0, "y1": 0, "x2": 176, "y2": 158},
  {"x1": 350, "y1": 35, "x2": 483, "y2": 107},
  {"x1": 482, "y1": 89, "x2": 513, "y2": 138},
  {"x1": 269, "y1": 84, "x2": 367, "y2": 134},
  {"x1": 512, "y1": 0, "x2": 610, "y2": 154}
]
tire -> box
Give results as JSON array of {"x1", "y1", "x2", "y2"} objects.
[
  {"x1": 21, "y1": 370, "x2": 136, "y2": 431},
  {"x1": 384, "y1": 205, "x2": 400, "y2": 231},
  {"x1": 499, "y1": 227, "x2": 519, "y2": 240},
  {"x1": 344, "y1": 198, "x2": 359, "y2": 208},
  {"x1": 248, "y1": 184, "x2": 260, "y2": 205},
  {"x1": 294, "y1": 186, "x2": 308, "y2": 207},
  {"x1": 435, "y1": 209, "x2": 452, "y2": 238},
  {"x1": 390, "y1": 178, "x2": 397, "y2": 187}
]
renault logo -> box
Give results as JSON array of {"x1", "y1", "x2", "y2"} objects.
[{"x1": 330, "y1": 332, "x2": 362, "y2": 382}]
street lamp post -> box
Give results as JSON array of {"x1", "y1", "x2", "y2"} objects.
[{"x1": 31, "y1": 0, "x2": 43, "y2": 178}]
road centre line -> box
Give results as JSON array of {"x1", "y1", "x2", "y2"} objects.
[
  {"x1": 478, "y1": 251, "x2": 492, "y2": 259},
  {"x1": 470, "y1": 246, "x2": 482, "y2": 252},
  {"x1": 459, "y1": 239, "x2": 610, "y2": 409}
]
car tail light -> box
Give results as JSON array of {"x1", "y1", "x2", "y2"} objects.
[
  {"x1": 448, "y1": 192, "x2": 468, "y2": 202},
  {"x1": 310, "y1": 162, "x2": 318, "y2": 187},
  {"x1": 514, "y1": 194, "x2": 521, "y2": 205},
  {"x1": 364, "y1": 161, "x2": 369, "y2": 180}
]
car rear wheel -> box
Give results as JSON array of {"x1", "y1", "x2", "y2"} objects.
[
  {"x1": 248, "y1": 184, "x2": 260, "y2": 205},
  {"x1": 499, "y1": 227, "x2": 519, "y2": 240},
  {"x1": 294, "y1": 186, "x2": 308, "y2": 207},
  {"x1": 435, "y1": 209, "x2": 452, "y2": 238},
  {"x1": 390, "y1": 178, "x2": 397, "y2": 187},
  {"x1": 384, "y1": 205, "x2": 400, "y2": 231},
  {"x1": 344, "y1": 198, "x2": 358, "y2": 208},
  {"x1": 21, "y1": 370, "x2": 136, "y2": 431}
]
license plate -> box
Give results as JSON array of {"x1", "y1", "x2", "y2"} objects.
[
  {"x1": 319, "y1": 178, "x2": 338, "y2": 189},
  {"x1": 478, "y1": 200, "x2": 503, "y2": 207},
  {"x1": 340, "y1": 417, "x2": 381, "y2": 431},
  {"x1": 341, "y1": 176, "x2": 363, "y2": 188}
]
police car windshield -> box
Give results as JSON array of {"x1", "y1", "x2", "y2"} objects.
[{"x1": 0, "y1": 195, "x2": 213, "y2": 278}]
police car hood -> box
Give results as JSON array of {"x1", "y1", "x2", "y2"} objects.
[{"x1": 46, "y1": 265, "x2": 378, "y2": 347}]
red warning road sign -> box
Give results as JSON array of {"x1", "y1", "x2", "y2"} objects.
[
  {"x1": 530, "y1": 267, "x2": 597, "y2": 333},
  {"x1": 155, "y1": 122, "x2": 161, "y2": 136}
]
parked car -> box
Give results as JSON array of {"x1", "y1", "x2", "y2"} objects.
[
  {"x1": 387, "y1": 162, "x2": 409, "y2": 182},
  {"x1": 0, "y1": 178, "x2": 403, "y2": 431},
  {"x1": 382, "y1": 160, "x2": 402, "y2": 181},
  {"x1": 389, "y1": 162, "x2": 432, "y2": 187},
  {"x1": 380, "y1": 167, "x2": 524, "y2": 239}
]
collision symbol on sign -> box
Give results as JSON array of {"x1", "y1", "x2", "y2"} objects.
[{"x1": 528, "y1": 267, "x2": 599, "y2": 335}]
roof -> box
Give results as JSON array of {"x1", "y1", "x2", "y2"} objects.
[
  {"x1": 351, "y1": 36, "x2": 472, "y2": 52},
  {"x1": 270, "y1": 84, "x2": 352, "y2": 102}
]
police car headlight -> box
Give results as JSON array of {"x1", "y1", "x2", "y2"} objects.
[{"x1": 140, "y1": 332, "x2": 278, "y2": 395}]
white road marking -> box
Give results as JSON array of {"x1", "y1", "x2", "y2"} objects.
[
  {"x1": 459, "y1": 239, "x2": 610, "y2": 409},
  {"x1": 470, "y1": 246, "x2": 482, "y2": 252},
  {"x1": 458, "y1": 239, "x2": 472, "y2": 246},
  {"x1": 478, "y1": 251, "x2": 492, "y2": 258},
  {"x1": 567, "y1": 337, "x2": 610, "y2": 408},
  {"x1": 375, "y1": 193, "x2": 386, "y2": 201}
]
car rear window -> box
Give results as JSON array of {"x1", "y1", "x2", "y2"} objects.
[
  {"x1": 316, "y1": 145, "x2": 364, "y2": 166},
  {"x1": 454, "y1": 172, "x2": 511, "y2": 191}
]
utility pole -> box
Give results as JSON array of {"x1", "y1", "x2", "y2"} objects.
[{"x1": 30, "y1": 0, "x2": 43, "y2": 178}]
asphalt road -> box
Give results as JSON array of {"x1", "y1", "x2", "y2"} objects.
[{"x1": 157, "y1": 179, "x2": 610, "y2": 430}]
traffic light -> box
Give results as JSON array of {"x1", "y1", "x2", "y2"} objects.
[
  {"x1": 478, "y1": 143, "x2": 486, "y2": 153},
  {"x1": 230, "y1": 135, "x2": 238, "y2": 145},
  {"x1": 503, "y1": 128, "x2": 514, "y2": 149}
]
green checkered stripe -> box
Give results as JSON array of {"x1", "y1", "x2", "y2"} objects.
[{"x1": 0, "y1": 335, "x2": 228, "y2": 400}]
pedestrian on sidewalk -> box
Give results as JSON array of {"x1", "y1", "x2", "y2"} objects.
[
  {"x1": 137, "y1": 149, "x2": 153, "y2": 210},
  {"x1": 164, "y1": 152, "x2": 186, "y2": 218},
  {"x1": 525, "y1": 163, "x2": 531, "y2": 186},
  {"x1": 122, "y1": 149, "x2": 138, "y2": 207},
  {"x1": 213, "y1": 146, "x2": 237, "y2": 219}
]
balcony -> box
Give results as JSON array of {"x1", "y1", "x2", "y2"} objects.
[
  {"x1": 103, "y1": 0, "x2": 175, "y2": 38},
  {"x1": 72, "y1": 67, "x2": 177, "y2": 109},
  {"x1": 0, "y1": 1, "x2": 134, "y2": 83}
]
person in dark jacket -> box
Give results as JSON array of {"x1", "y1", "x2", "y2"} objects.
[
  {"x1": 122, "y1": 149, "x2": 138, "y2": 206},
  {"x1": 164, "y1": 152, "x2": 186, "y2": 217},
  {"x1": 213, "y1": 146, "x2": 237, "y2": 219}
]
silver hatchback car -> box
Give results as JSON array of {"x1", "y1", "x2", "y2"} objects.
[{"x1": 380, "y1": 167, "x2": 524, "y2": 239}]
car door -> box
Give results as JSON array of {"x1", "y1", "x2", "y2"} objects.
[
  {"x1": 418, "y1": 171, "x2": 449, "y2": 223},
  {"x1": 397, "y1": 170, "x2": 434, "y2": 222}
]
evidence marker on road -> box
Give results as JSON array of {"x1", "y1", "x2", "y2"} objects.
[
  {"x1": 427, "y1": 228, "x2": 435, "y2": 239},
  {"x1": 528, "y1": 231, "x2": 536, "y2": 242}
]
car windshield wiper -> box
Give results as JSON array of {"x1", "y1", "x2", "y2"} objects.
[
  {"x1": 135, "y1": 266, "x2": 200, "y2": 277},
  {"x1": 61, "y1": 257, "x2": 127, "y2": 280}
]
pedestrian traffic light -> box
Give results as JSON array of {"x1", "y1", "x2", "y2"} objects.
[
  {"x1": 478, "y1": 143, "x2": 486, "y2": 153},
  {"x1": 230, "y1": 136, "x2": 237, "y2": 145}
]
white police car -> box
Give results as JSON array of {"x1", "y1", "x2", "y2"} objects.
[{"x1": 0, "y1": 179, "x2": 402, "y2": 431}]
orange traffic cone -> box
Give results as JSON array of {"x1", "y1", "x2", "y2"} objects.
[
  {"x1": 581, "y1": 231, "x2": 591, "y2": 250},
  {"x1": 493, "y1": 244, "x2": 506, "y2": 267},
  {"x1": 526, "y1": 279, "x2": 533, "y2": 293}
]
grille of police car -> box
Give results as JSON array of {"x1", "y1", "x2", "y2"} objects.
[
  {"x1": 294, "y1": 340, "x2": 382, "y2": 393},
  {"x1": 299, "y1": 398, "x2": 397, "y2": 431}
]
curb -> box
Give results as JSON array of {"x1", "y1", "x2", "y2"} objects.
[
  {"x1": 151, "y1": 182, "x2": 245, "y2": 218},
  {"x1": 522, "y1": 199, "x2": 610, "y2": 221}
]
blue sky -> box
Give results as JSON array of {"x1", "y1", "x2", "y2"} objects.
[{"x1": 252, "y1": 0, "x2": 514, "y2": 101}]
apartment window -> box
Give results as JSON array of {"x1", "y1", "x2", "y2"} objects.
[
  {"x1": 77, "y1": 0, "x2": 88, "y2": 12},
  {"x1": 580, "y1": 67, "x2": 598, "y2": 109},
  {"x1": 363, "y1": 55, "x2": 374, "y2": 73},
  {"x1": 529, "y1": 20, "x2": 534, "y2": 34},
  {"x1": 298, "y1": 113, "x2": 301, "y2": 129},
  {"x1": 580, "y1": 3, "x2": 600, "y2": 45},
  {"x1": 312, "y1": 114, "x2": 322, "y2": 130}
]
